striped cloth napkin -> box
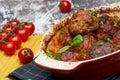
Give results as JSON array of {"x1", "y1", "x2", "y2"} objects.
[
  {"x1": 7, "y1": 61, "x2": 58, "y2": 80},
  {"x1": 7, "y1": 60, "x2": 120, "y2": 80}
]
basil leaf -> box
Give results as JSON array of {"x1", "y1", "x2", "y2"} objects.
[
  {"x1": 47, "y1": 49, "x2": 55, "y2": 59},
  {"x1": 100, "y1": 21, "x2": 104, "y2": 25},
  {"x1": 69, "y1": 34, "x2": 84, "y2": 47},
  {"x1": 114, "y1": 23, "x2": 118, "y2": 27},
  {"x1": 79, "y1": 51, "x2": 84, "y2": 55},
  {"x1": 60, "y1": 28, "x2": 65, "y2": 34},
  {"x1": 89, "y1": 10, "x2": 96, "y2": 16},
  {"x1": 105, "y1": 38, "x2": 112, "y2": 43},
  {"x1": 94, "y1": 55, "x2": 99, "y2": 58},
  {"x1": 55, "y1": 46, "x2": 70, "y2": 60},
  {"x1": 97, "y1": 42, "x2": 105, "y2": 46},
  {"x1": 117, "y1": 45, "x2": 120, "y2": 49},
  {"x1": 114, "y1": 18, "x2": 119, "y2": 22},
  {"x1": 71, "y1": 40, "x2": 82, "y2": 46}
]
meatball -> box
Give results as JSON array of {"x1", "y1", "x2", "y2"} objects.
[
  {"x1": 68, "y1": 9, "x2": 99, "y2": 35},
  {"x1": 60, "y1": 51, "x2": 88, "y2": 61},
  {"x1": 100, "y1": 24, "x2": 117, "y2": 35},
  {"x1": 112, "y1": 30, "x2": 120, "y2": 50},
  {"x1": 113, "y1": 30, "x2": 120, "y2": 44},
  {"x1": 60, "y1": 35, "x2": 95, "y2": 61},
  {"x1": 97, "y1": 24, "x2": 117, "y2": 40},
  {"x1": 60, "y1": 51, "x2": 79, "y2": 61},
  {"x1": 73, "y1": 34, "x2": 96, "y2": 53},
  {"x1": 88, "y1": 42, "x2": 114, "y2": 59}
]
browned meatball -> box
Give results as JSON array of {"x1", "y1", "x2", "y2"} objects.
[
  {"x1": 96, "y1": 15, "x2": 118, "y2": 40},
  {"x1": 60, "y1": 51, "x2": 88, "y2": 61},
  {"x1": 97, "y1": 24, "x2": 117, "y2": 40},
  {"x1": 100, "y1": 24, "x2": 117, "y2": 35},
  {"x1": 113, "y1": 30, "x2": 120, "y2": 44},
  {"x1": 68, "y1": 9, "x2": 99, "y2": 35},
  {"x1": 60, "y1": 51, "x2": 79, "y2": 61},
  {"x1": 73, "y1": 34, "x2": 96, "y2": 53},
  {"x1": 60, "y1": 35, "x2": 95, "y2": 61},
  {"x1": 88, "y1": 42, "x2": 114, "y2": 59},
  {"x1": 113, "y1": 30, "x2": 120, "y2": 41}
]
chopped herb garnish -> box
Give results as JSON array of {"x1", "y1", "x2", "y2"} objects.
[
  {"x1": 60, "y1": 28, "x2": 65, "y2": 34},
  {"x1": 114, "y1": 23, "x2": 118, "y2": 27},
  {"x1": 79, "y1": 51, "x2": 84, "y2": 55},
  {"x1": 89, "y1": 10, "x2": 96, "y2": 16},
  {"x1": 97, "y1": 42, "x2": 105, "y2": 46},
  {"x1": 47, "y1": 49, "x2": 55, "y2": 59},
  {"x1": 55, "y1": 46, "x2": 70, "y2": 60},
  {"x1": 114, "y1": 18, "x2": 119, "y2": 22},
  {"x1": 74, "y1": 18, "x2": 80, "y2": 22},
  {"x1": 94, "y1": 55, "x2": 99, "y2": 58},
  {"x1": 105, "y1": 38, "x2": 112, "y2": 43},
  {"x1": 100, "y1": 21, "x2": 104, "y2": 25},
  {"x1": 69, "y1": 34, "x2": 84, "y2": 47},
  {"x1": 117, "y1": 45, "x2": 120, "y2": 49}
]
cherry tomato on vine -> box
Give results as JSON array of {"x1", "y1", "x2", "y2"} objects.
[
  {"x1": 22, "y1": 23, "x2": 35, "y2": 35},
  {"x1": 3, "y1": 25, "x2": 13, "y2": 32},
  {"x1": 18, "y1": 48, "x2": 34, "y2": 64},
  {"x1": 0, "y1": 42, "x2": 2, "y2": 50},
  {"x1": 8, "y1": 19, "x2": 20, "y2": 27},
  {"x1": 0, "y1": 31, "x2": 10, "y2": 41},
  {"x1": 16, "y1": 28, "x2": 29, "y2": 41},
  {"x1": 0, "y1": 31, "x2": 8, "y2": 49},
  {"x1": 0, "y1": 31, "x2": 7, "y2": 39},
  {"x1": 59, "y1": 0, "x2": 71, "y2": 13},
  {"x1": 7, "y1": 35, "x2": 22, "y2": 48},
  {"x1": 3, "y1": 42, "x2": 16, "y2": 55}
]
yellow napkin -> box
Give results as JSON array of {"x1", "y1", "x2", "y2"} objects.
[{"x1": 0, "y1": 34, "x2": 42, "y2": 80}]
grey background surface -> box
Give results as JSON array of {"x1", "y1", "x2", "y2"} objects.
[{"x1": 0, "y1": 0, "x2": 120, "y2": 34}]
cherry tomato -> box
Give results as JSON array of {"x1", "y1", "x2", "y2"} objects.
[
  {"x1": 0, "y1": 31, "x2": 8, "y2": 39},
  {"x1": 0, "y1": 31, "x2": 10, "y2": 41},
  {"x1": 3, "y1": 25, "x2": 13, "y2": 32},
  {"x1": 3, "y1": 42, "x2": 16, "y2": 55},
  {"x1": 23, "y1": 23, "x2": 35, "y2": 35},
  {"x1": 7, "y1": 35, "x2": 22, "y2": 48},
  {"x1": 16, "y1": 28, "x2": 29, "y2": 41},
  {"x1": 0, "y1": 42, "x2": 3, "y2": 50},
  {"x1": 59, "y1": 0, "x2": 71, "y2": 13},
  {"x1": 8, "y1": 19, "x2": 20, "y2": 27},
  {"x1": 18, "y1": 48, "x2": 34, "y2": 64},
  {"x1": 0, "y1": 31, "x2": 8, "y2": 49}
]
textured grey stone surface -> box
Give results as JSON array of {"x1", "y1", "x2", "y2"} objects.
[{"x1": 0, "y1": 0, "x2": 120, "y2": 34}]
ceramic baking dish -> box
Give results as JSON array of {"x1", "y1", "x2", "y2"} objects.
[{"x1": 34, "y1": 2, "x2": 120, "y2": 80}]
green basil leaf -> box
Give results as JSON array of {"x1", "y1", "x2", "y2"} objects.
[
  {"x1": 97, "y1": 42, "x2": 105, "y2": 46},
  {"x1": 117, "y1": 45, "x2": 120, "y2": 49},
  {"x1": 79, "y1": 51, "x2": 84, "y2": 55},
  {"x1": 114, "y1": 23, "x2": 118, "y2": 27},
  {"x1": 55, "y1": 46, "x2": 70, "y2": 60},
  {"x1": 60, "y1": 28, "x2": 65, "y2": 34},
  {"x1": 105, "y1": 38, "x2": 112, "y2": 43},
  {"x1": 114, "y1": 18, "x2": 119, "y2": 22},
  {"x1": 70, "y1": 34, "x2": 84, "y2": 47},
  {"x1": 71, "y1": 40, "x2": 81, "y2": 46},
  {"x1": 100, "y1": 21, "x2": 104, "y2": 25},
  {"x1": 94, "y1": 55, "x2": 99, "y2": 58},
  {"x1": 47, "y1": 49, "x2": 55, "y2": 59},
  {"x1": 68, "y1": 40, "x2": 72, "y2": 44},
  {"x1": 89, "y1": 10, "x2": 96, "y2": 16}
]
